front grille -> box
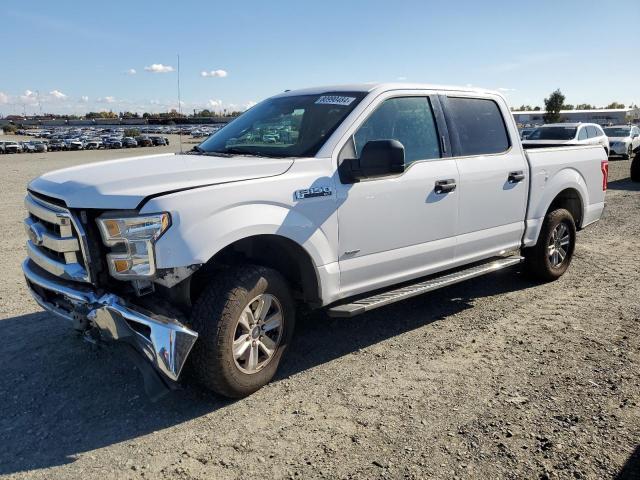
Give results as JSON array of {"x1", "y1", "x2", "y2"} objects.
[{"x1": 24, "y1": 193, "x2": 91, "y2": 283}]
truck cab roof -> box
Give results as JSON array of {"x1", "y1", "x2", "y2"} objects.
[{"x1": 273, "y1": 82, "x2": 502, "y2": 98}]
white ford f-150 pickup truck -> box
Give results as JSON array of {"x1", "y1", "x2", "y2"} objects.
[{"x1": 22, "y1": 83, "x2": 608, "y2": 398}]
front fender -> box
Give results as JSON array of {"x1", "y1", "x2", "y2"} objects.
[{"x1": 152, "y1": 202, "x2": 336, "y2": 270}]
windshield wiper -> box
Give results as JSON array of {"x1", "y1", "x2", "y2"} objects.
[
  {"x1": 222, "y1": 148, "x2": 287, "y2": 158},
  {"x1": 191, "y1": 147, "x2": 289, "y2": 158}
]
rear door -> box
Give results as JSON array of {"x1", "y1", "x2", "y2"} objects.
[{"x1": 440, "y1": 95, "x2": 528, "y2": 264}]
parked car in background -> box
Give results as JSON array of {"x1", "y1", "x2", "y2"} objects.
[
  {"x1": 48, "y1": 139, "x2": 66, "y2": 151},
  {"x1": 122, "y1": 137, "x2": 138, "y2": 148},
  {"x1": 603, "y1": 125, "x2": 640, "y2": 159},
  {"x1": 523, "y1": 123, "x2": 609, "y2": 154},
  {"x1": 31, "y1": 141, "x2": 48, "y2": 153},
  {"x1": 105, "y1": 138, "x2": 123, "y2": 149},
  {"x1": 85, "y1": 140, "x2": 103, "y2": 150},
  {"x1": 135, "y1": 135, "x2": 154, "y2": 147},
  {"x1": 21, "y1": 142, "x2": 36, "y2": 153},
  {"x1": 520, "y1": 127, "x2": 536, "y2": 140},
  {"x1": 150, "y1": 136, "x2": 168, "y2": 146},
  {"x1": 4, "y1": 141, "x2": 22, "y2": 154},
  {"x1": 69, "y1": 140, "x2": 84, "y2": 151}
]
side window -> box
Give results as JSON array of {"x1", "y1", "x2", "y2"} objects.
[
  {"x1": 446, "y1": 97, "x2": 510, "y2": 156},
  {"x1": 353, "y1": 96, "x2": 441, "y2": 165},
  {"x1": 578, "y1": 127, "x2": 588, "y2": 140},
  {"x1": 586, "y1": 126, "x2": 599, "y2": 138}
]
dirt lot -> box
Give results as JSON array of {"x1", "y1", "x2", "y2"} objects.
[{"x1": 0, "y1": 144, "x2": 638, "y2": 480}]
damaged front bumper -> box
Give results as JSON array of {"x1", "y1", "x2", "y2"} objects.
[{"x1": 22, "y1": 259, "x2": 198, "y2": 390}]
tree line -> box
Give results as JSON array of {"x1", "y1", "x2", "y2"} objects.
[{"x1": 512, "y1": 89, "x2": 635, "y2": 123}]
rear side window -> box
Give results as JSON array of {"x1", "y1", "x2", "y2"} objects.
[
  {"x1": 578, "y1": 128, "x2": 588, "y2": 140},
  {"x1": 447, "y1": 97, "x2": 510, "y2": 156},
  {"x1": 587, "y1": 126, "x2": 599, "y2": 138},
  {"x1": 353, "y1": 96, "x2": 441, "y2": 165}
]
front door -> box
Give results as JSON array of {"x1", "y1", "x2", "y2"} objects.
[{"x1": 335, "y1": 95, "x2": 459, "y2": 298}]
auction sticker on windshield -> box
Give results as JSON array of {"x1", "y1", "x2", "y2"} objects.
[{"x1": 315, "y1": 95, "x2": 356, "y2": 106}]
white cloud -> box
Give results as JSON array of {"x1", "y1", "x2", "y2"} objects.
[
  {"x1": 207, "y1": 99, "x2": 222, "y2": 108},
  {"x1": 49, "y1": 89, "x2": 67, "y2": 100},
  {"x1": 0, "y1": 92, "x2": 8, "y2": 104},
  {"x1": 396, "y1": 76, "x2": 407, "y2": 81},
  {"x1": 497, "y1": 87, "x2": 517, "y2": 93},
  {"x1": 144, "y1": 63, "x2": 174, "y2": 73},
  {"x1": 80, "y1": 95, "x2": 89, "y2": 102},
  {"x1": 201, "y1": 69, "x2": 228, "y2": 78},
  {"x1": 97, "y1": 96, "x2": 116, "y2": 103},
  {"x1": 19, "y1": 90, "x2": 38, "y2": 105},
  {"x1": 125, "y1": 68, "x2": 137, "y2": 75},
  {"x1": 244, "y1": 101, "x2": 257, "y2": 110}
]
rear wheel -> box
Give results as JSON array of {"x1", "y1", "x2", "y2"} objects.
[
  {"x1": 188, "y1": 265, "x2": 295, "y2": 398},
  {"x1": 524, "y1": 208, "x2": 576, "y2": 281}
]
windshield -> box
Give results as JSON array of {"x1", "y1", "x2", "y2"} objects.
[
  {"x1": 603, "y1": 127, "x2": 631, "y2": 137},
  {"x1": 197, "y1": 92, "x2": 366, "y2": 157},
  {"x1": 527, "y1": 126, "x2": 577, "y2": 140}
]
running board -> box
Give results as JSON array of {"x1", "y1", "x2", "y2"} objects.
[{"x1": 327, "y1": 256, "x2": 524, "y2": 318}]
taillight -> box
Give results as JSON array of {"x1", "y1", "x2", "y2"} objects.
[{"x1": 601, "y1": 160, "x2": 609, "y2": 191}]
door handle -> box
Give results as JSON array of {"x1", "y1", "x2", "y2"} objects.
[
  {"x1": 434, "y1": 179, "x2": 457, "y2": 194},
  {"x1": 508, "y1": 171, "x2": 525, "y2": 183}
]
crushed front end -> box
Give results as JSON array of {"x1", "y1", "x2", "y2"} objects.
[{"x1": 22, "y1": 191, "x2": 198, "y2": 398}]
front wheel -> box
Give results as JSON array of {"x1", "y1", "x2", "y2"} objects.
[
  {"x1": 524, "y1": 208, "x2": 576, "y2": 281},
  {"x1": 623, "y1": 145, "x2": 633, "y2": 160},
  {"x1": 188, "y1": 265, "x2": 295, "y2": 398}
]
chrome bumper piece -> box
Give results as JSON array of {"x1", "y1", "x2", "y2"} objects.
[{"x1": 22, "y1": 259, "x2": 198, "y2": 382}]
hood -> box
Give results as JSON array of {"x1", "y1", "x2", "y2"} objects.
[{"x1": 29, "y1": 153, "x2": 294, "y2": 209}]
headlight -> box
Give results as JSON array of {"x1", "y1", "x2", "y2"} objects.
[{"x1": 96, "y1": 213, "x2": 170, "y2": 279}]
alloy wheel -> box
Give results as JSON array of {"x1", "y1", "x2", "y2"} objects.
[
  {"x1": 548, "y1": 222, "x2": 571, "y2": 268},
  {"x1": 232, "y1": 294, "x2": 284, "y2": 374}
]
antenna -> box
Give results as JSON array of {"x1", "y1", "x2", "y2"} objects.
[{"x1": 177, "y1": 53, "x2": 183, "y2": 153}]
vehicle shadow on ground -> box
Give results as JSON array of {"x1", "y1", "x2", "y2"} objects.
[
  {"x1": 616, "y1": 445, "x2": 640, "y2": 479},
  {"x1": 608, "y1": 177, "x2": 640, "y2": 192},
  {"x1": 281, "y1": 267, "x2": 536, "y2": 379},
  {"x1": 0, "y1": 268, "x2": 536, "y2": 475}
]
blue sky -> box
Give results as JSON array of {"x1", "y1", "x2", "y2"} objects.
[{"x1": 1, "y1": 0, "x2": 638, "y2": 115}]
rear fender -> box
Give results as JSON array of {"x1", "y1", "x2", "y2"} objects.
[{"x1": 524, "y1": 167, "x2": 587, "y2": 246}]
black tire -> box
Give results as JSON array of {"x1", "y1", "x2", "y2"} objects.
[
  {"x1": 631, "y1": 155, "x2": 640, "y2": 182},
  {"x1": 623, "y1": 145, "x2": 632, "y2": 160},
  {"x1": 188, "y1": 265, "x2": 295, "y2": 398},
  {"x1": 524, "y1": 208, "x2": 576, "y2": 282}
]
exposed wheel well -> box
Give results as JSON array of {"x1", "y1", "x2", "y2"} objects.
[
  {"x1": 190, "y1": 235, "x2": 321, "y2": 307},
  {"x1": 547, "y1": 188, "x2": 583, "y2": 228}
]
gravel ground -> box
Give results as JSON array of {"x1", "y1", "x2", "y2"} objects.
[{"x1": 0, "y1": 144, "x2": 638, "y2": 480}]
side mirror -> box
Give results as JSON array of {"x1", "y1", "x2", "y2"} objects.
[{"x1": 340, "y1": 139, "x2": 405, "y2": 182}]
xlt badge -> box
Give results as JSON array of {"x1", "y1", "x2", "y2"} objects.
[{"x1": 295, "y1": 186, "x2": 332, "y2": 200}]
